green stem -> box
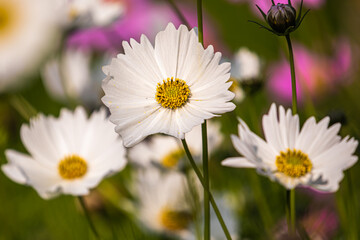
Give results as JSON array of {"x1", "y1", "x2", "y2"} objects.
[
  {"x1": 196, "y1": 0, "x2": 209, "y2": 238},
  {"x1": 181, "y1": 139, "x2": 232, "y2": 240},
  {"x1": 286, "y1": 189, "x2": 296, "y2": 235},
  {"x1": 202, "y1": 121, "x2": 210, "y2": 240},
  {"x1": 285, "y1": 34, "x2": 298, "y2": 115},
  {"x1": 285, "y1": 33, "x2": 297, "y2": 236},
  {"x1": 197, "y1": 0, "x2": 204, "y2": 44},
  {"x1": 165, "y1": 0, "x2": 191, "y2": 28},
  {"x1": 78, "y1": 196, "x2": 100, "y2": 239}
]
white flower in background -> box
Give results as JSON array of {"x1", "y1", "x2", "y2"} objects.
[
  {"x1": 231, "y1": 48, "x2": 261, "y2": 81},
  {"x1": 102, "y1": 23, "x2": 235, "y2": 147},
  {"x1": 136, "y1": 169, "x2": 195, "y2": 238},
  {"x1": 222, "y1": 104, "x2": 358, "y2": 192},
  {"x1": 2, "y1": 107, "x2": 127, "y2": 199},
  {"x1": 0, "y1": 0, "x2": 60, "y2": 92},
  {"x1": 129, "y1": 121, "x2": 223, "y2": 169},
  {"x1": 42, "y1": 48, "x2": 108, "y2": 108},
  {"x1": 58, "y1": 0, "x2": 124, "y2": 27},
  {"x1": 230, "y1": 48, "x2": 262, "y2": 101}
]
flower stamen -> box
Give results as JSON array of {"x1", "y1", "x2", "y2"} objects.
[
  {"x1": 0, "y1": 3, "x2": 15, "y2": 35},
  {"x1": 161, "y1": 148, "x2": 185, "y2": 168},
  {"x1": 276, "y1": 149, "x2": 312, "y2": 178},
  {"x1": 155, "y1": 77, "x2": 190, "y2": 109},
  {"x1": 159, "y1": 207, "x2": 192, "y2": 231},
  {"x1": 58, "y1": 154, "x2": 88, "y2": 180}
]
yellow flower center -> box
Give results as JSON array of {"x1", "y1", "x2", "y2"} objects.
[
  {"x1": 161, "y1": 148, "x2": 185, "y2": 168},
  {"x1": 228, "y1": 77, "x2": 238, "y2": 93},
  {"x1": 155, "y1": 78, "x2": 190, "y2": 109},
  {"x1": 0, "y1": 2, "x2": 15, "y2": 35},
  {"x1": 275, "y1": 149, "x2": 312, "y2": 178},
  {"x1": 159, "y1": 207, "x2": 192, "y2": 231},
  {"x1": 58, "y1": 155, "x2": 88, "y2": 180}
]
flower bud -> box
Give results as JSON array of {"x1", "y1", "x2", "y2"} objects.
[{"x1": 266, "y1": 3, "x2": 296, "y2": 34}]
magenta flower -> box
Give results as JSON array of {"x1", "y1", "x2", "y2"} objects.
[
  {"x1": 67, "y1": 0, "x2": 221, "y2": 52},
  {"x1": 267, "y1": 41, "x2": 353, "y2": 104},
  {"x1": 302, "y1": 207, "x2": 339, "y2": 239}
]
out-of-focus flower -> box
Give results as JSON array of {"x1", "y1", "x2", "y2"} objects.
[
  {"x1": 102, "y1": 23, "x2": 235, "y2": 147},
  {"x1": 2, "y1": 107, "x2": 127, "y2": 199},
  {"x1": 230, "y1": 48, "x2": 263, "y2": 98},
  {"x1": 301, "y1": 208, "x2": 338, "y2": 240},
  {"x1": 129, "y1": 122, "x2": 223, "y2": 169},
  {"x1": 267, "y1": 42, "x2": 353, "y2": 104},
  {"x1": 67, "y1": 0, "x2": 223, "y2": 53},
  {"x1": 222, "y1": 104, "x2": 358, "y2": 192},
  {"x1": 136, "y1": 169, "x2": 195, "y2": 238},
  {"x1": 0, "y1": 0, "x2": 61, "y2": 92},
  {"x1": 42, "y1": 48, "x2": 108, "y2": 108},
  {"x1": 57, "y1": 0, "x2": 124, "y2": 27},
  {"x1": 231, "y1": 48, "x2": 262, "y2": 81},
  {"x1": 273, "y1": 207, "x2": 338, "y2": 239}
]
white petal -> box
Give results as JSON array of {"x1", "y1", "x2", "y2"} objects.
[{"x1": 222, "y1": 157, "x2": 257, "y2": 168}]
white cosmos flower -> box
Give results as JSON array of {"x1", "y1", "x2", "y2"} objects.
[
  {"x1": 136, "y1": 168, "x2": 195, "y2": 237},
  {"x1": 58, "y1": 0, "x2": 124, "y2": 27},
  {"x1": 222, "y1": 103, "x2": 358, "y2": 192},
  {"x1": 0, "y1": 0, "x2": 60, "y2": 91},
  {"x1": 231, "y1": 48, "x2": 261, "y2": 81},
  {"x1": 129, "y1": 121, "x2": 223, "y2": 169},
  {"x1": 42, "y1": 48, "x2": 108, "y2": 108},
  {"x1": 2, "y1": 107, "x2": 127, "y2": 199},
  {"x1": 102, "y1": 23, "x2": 235, "y2": 147}
]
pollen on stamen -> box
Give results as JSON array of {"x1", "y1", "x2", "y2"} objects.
[
  {"x1": 158, "y1": 207, "x2": 192, "y2": 231},
  {"x1": 155, "y1": 77, "x2": 190, "y2": 109},
  {"x1": 275, "y1": 149, "x2": 312, "y2": 178},
  {"x1": 58, "y1": 154, "x2": 88, "y2": 180},
  {"x1": 161, "y1": 149, "x2": 185, "y2": 168}
]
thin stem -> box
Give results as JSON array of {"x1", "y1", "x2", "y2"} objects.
[
  {"x1": 285, "y1": 34, "x2": 298, "y2": 115},
  {"x1": 285, "y1": 34, "x2": 297, "y2": 237},
  {"x1": 197, "y1": 0, "x2": 209, "y2": 238},
  {"x1": 78, "y1": 196, "x2": 100, "y2": 239},
  {"x1": 202, "y1": 121, "x2": 210, "y2": 240},
  {"x1": 286, "y1": 189, "x2": 296, "y2": 235},
  {"x1": 181, "y1": 139, "x2": 232, "y2": 240},
  {"x1": 197, "y1": 0, "x2": 204, "y2": 44},
  {"x1": 165, "y1": 0, "x2": 191, "y2": 28}
]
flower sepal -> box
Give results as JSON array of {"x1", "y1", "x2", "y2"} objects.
[{"x1": 250, "y1": 0, "x2": 310, "y2": 36}]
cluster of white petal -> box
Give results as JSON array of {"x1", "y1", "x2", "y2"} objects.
[
  {"x1": 42, "y1": 48, "x2": 108, "y2": 107},
  {"x1": 2, "y1": 107, "x2": 127, "y2": 199},
  {"x1": 135, "y1": 168, "x2": 194, "y2": 236},
  {"x1": 0, "y1": 0, "x2": 61, "y2": 92},
  {"x1": 102, "y1": 23, "x2": 235, "y2": 147},
  {"x1": 223, "y1": 103, "x2": 358, "y2": 192},
  {"x1": 231, "y1": 47, "x2": 261, "y2": 81},
  {"x1": 57, "y1": 0, "x2": 124, "y2": 27},
  {"x1": 129, "y1": 121, "x2": 223, "y2": 168}
]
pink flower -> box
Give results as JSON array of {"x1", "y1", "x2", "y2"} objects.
[
  {"x1": 267, "y1": 41, "x2": 353, "y2": 104},
  {"x1": 67, "y1": 0, "x2": 221, "y2": 52}
]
